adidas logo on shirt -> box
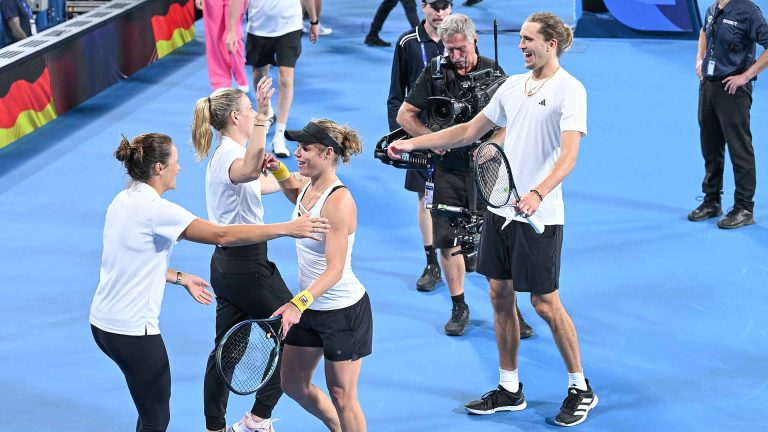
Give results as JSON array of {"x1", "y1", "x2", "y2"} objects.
[{"x1": 538, "y1": 99, "x2": 546, "y2": 106}]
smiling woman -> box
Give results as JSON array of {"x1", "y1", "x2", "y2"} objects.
[{"x1": 261, "y1": 119, "x2": 371, "y2": 432}]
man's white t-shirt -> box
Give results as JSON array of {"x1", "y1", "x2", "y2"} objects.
[
  {"x1": 90, "y1": 182, "x2": 197, "y2": 336},
  {"x1": 481, "y1": 68, "x2": 587, "y2": 226},
  {"x1": 206, "y1": 136, "x2": 264, "y2": 225},
  {"x1": 246, "y1": 0, "x2": 302, "y2": 37}
]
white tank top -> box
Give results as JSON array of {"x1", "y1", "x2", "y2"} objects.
[{"x1": 293, "y1": 179, "x2": 365, "y2": 310}]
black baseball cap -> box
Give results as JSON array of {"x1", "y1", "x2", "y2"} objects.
[
  {"x1": 423, "y1": 0, "x2": 452, "y2": 4},
  {"x1": 284, "y1": 121, "x2": 342, "y2": 154}
]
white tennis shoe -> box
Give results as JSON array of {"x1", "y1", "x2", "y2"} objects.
[
  {"x1": 271, "y1": 136, "x2": 290, "y2": 158},
  {"x1": 228, "y1": 413, "x2": 279, "y2": 432}
]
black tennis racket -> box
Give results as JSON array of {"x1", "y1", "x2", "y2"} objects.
[
  {"x1": 474, "y1": 141, "x2": 545, "y2": 234},
  {"x1": 215, "y1": 316, "x2": 282, "y2": 395}
]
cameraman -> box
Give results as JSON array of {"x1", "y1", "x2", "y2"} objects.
[{"x1": 396, "y1": 14, "x2": 532, "y2": 338}]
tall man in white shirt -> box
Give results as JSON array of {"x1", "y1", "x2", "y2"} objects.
[
  {"x1": 227, "y1": 0, "x2": 320, "y2": 158},
  {"x1": 388, "y1": 12, "x2": 598, "y2": 427}
]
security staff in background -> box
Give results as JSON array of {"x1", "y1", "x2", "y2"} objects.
[
  {"x1": 397, "y1": 13, "x2": 533, "y2": 338},
  {"x1": 388, "y1": 0, "x2": 451, "y2": 294},
  {"x1": 688, "y1": 0, "x2": 768, "y2": 228},
  {"x1": 1, "y1": 0, "x2": 33, "y2": 44}
]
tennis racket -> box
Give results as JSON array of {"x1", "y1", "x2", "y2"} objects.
[
  {"x1": 215, "y1": 315, "x2": 282, "y2": 395},
  {"x1": 473, "y1": 142, "x2": 545, "y2": 234}
]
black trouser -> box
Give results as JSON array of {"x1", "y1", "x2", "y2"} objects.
[
  {"x1": 369, "y1": 0, "x2": 419, "y2": 36},
  {"x1": 203, "y1": 245, "x2": 293, "y2": 430},
  {"x1": 92, "y1": 325, "x2": 171, "y2": 432},
  {"x1": 698, "y1": 79, "x2": 755, "y2": 211}
]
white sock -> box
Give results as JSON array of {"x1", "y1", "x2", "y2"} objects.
[
  {"x1": 275, "y1": 123, "x2": 286, "y2": 140},
  {"x1": 568, "y1": 371, "x2": 587, "y2": 391},
  {"x1": 499, "y1": 368, "x2": 519, "y2": 393}
]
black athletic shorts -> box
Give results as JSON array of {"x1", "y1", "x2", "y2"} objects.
[
  {"x1": 283, "y1": 292, "x2": 373, "y2": 362},
  {"x1": 431, "y1": 167, "x2": 483, "y2": 249},
  {"x1": 246, "y1": 30, "x2": 302, "y2": 68},
  {"x1": 477, "y1": 211, "x2": 563, "y2": 294},
  {"x1": 404, "y1": 169, "x2": 428, "y2": 193}
]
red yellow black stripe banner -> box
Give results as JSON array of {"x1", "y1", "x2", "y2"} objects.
[
  {"x1": 151, "y1": 0, "x2": 195, "y2": 58},
  {"x1": 0, "y1": 67, "x2": 57, "y2": 149}
]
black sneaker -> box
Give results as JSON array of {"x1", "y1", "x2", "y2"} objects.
[
  {"x1": 517, "y1": 306, "x2": 534, "y2": 339},
  {"x1": 687, "y1": 200, "x2": 722, "y2": 221},
  {"x1": 717, "y1": 207, "x2": 755, "y2": 229},
  {"x1": 465, "y1": 383, "x2": 527, "y2": 415},
  {"x1": 554, "y1": 380, "x2": 598, "y2": 427},
  {"x1": 463, "y1": 0, "x2": 483, "y2": 5},
  {"x1": 444, "y1": 303, "x2": 469, "y2": 336},
  {"x1": 364, "y1": 34, "x2": 391, "y2": 47},
  {"x1": 416, "y1": 263, "x2": 441, "y2": 292}
]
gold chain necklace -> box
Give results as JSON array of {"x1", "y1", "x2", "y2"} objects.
[
  {"x1": 524, "y1": 67, "x2": 561, "y2": 97},
  {"x1": 300, "y1": 178, "x2": 337, "y2": 214}
]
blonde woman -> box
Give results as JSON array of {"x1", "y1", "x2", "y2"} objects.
[
  {"x1": 266, "y1": 120, "x2": 371, "y2": 431},
  {"x1": 191, "y1": 79, "x2": 300, "y2": 432}
]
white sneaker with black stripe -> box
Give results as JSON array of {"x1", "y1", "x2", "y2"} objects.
[{"x1": 554, "y1": 380, "x2": 598, "y2": 427}]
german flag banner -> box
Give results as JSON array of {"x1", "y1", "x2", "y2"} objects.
[
  {"x1": 0, "y1": 0, "x2": 196, "y2": 150},
  {"x1": 151, "y1": 0, "x2": 195, "y2": 59},
  {"x1": 0, "y1": 59, "x2": 57, "y2": 149}
]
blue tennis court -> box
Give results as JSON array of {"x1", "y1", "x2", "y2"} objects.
[{"x1": 1, "y1": 0, "x2": 767, "y2": 430}]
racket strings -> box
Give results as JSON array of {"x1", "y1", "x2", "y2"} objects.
[
  {"x1": 475, "y1": 145, "x2": 512, "y2": 207},
  {"x1": 219, "y1": 321, "x2": 280, "y2": 394}
]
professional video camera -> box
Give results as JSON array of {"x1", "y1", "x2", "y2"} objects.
[
  {"x1": 427, "y1": 204, "x2": 484, "y2": 257},
  {"x1": 375, "y1": 66, "x2": 505, "y2": 171},
  {"x1": 426, "y1": 68, "x2": 506, "y2": 130}
]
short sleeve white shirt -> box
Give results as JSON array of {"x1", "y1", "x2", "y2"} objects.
[
  {"x1": 481, "y1": 68, "x2": 587, "y2": 225},
  {"x1": 206, "y1": 136, "x2": 264, "y2": 226},
  {"x1": 246, "y1": 0, "x2": 302, "y2": 37},
  {"x1": 90, "y1": 182, "x2": 197, "y2": 336}
]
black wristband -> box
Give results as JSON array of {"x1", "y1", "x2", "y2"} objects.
[
  {"x1": 309, "y1": 19, "x2": 319, "y2": 25},
  {"x1": 530, "y1": 189, "x2": 544, "y2": 202}
]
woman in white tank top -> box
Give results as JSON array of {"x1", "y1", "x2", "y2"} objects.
[{"x1": 266, "y1": 119, "x2": 372, "y2": 432}]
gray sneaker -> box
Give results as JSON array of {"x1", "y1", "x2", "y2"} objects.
[{"x1": 444, "y1": 303, "x2": 469, "y2": 336}]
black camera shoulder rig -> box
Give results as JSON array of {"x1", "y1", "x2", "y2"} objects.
[{"x1": 373, "y1": 127, "x2": 441, "y2": 171}]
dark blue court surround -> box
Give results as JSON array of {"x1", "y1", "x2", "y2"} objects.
[{"x1": 1, "y1": 0, "x2": 767, "y2": 430}]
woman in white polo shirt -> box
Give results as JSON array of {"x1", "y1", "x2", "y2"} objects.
[
  {"x1": 267, "y1": 119, "x2": 372, "y2": 432},
  {"x1": 90, "y1": 132, "x2": 329, "y2": 432},
  {"x1": 191, "y1": 78, "x2": 298, "y2": 432}
]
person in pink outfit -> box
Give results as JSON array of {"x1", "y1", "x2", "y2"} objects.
[{"x1": 196, "y1": 0, "x2": 250, "y2": 91}]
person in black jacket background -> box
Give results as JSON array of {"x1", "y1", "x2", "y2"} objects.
[{"x1": 387, "y1": 0, "x2": 451, "y2": 293}]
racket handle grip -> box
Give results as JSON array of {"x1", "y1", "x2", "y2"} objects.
[{"x1": 526, "y1": 216, "x2": 545, "y2": 234}]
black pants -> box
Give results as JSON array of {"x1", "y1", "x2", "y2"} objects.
[
  {"x1": 203, "y1": 246, "x2": 293, "y2": 430},
  {"x1": 369, "y1": 0, "x2": 419, "y2": 35},
  {"x1": 92, "y1": 325, "x2": 171, "y2": 432},
  {"x1": 698, "y1": 79, "x2": 755, "y2": 211}
]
